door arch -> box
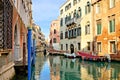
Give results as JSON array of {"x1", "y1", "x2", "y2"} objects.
[
  {"x1": 14, "y1": 23, "x2": 21, "y2": 61},
  {"x1": 70, "y1": 44, "x2": 74, "y2": 54}
]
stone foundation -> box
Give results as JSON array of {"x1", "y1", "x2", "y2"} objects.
[{"x1": 0, "y1": 62, "x2": 15, "y2": 80}]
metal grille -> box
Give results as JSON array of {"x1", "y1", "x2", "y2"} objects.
[
  {"x1": 0, "y1": 1, "x2": 4, "y2": 48},
  {"x1": 0, "y1": 0, "x2": 13, "y2": 49}
]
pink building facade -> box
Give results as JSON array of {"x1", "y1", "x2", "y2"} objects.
[{"x1": 49, "y1": 19, "x2": 60, "y2": 50}]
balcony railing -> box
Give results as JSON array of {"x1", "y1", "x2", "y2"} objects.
[{"x1": 66, "y1": 18, "x2": 76, "y2": 26}]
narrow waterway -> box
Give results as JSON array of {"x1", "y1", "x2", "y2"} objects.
[{"x1": 34, "y1": 52, "x2": 120, "y2": 80}]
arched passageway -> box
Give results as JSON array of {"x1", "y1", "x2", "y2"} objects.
[{"x1": 14, "y1": 23, "x2": 21, "y2": 61}]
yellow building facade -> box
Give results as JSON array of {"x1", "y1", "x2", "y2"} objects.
[{"x1": 92, "y1": 0, "x2": 120, "y2": 56}]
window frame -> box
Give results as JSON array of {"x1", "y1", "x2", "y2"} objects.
[
  {"x1": 97, "y1": 22, "x2": 102, "y2": 35},
  {"x1": 109, "y1": 41, "x2": 116, "y2": 53},
  {"x1": 97, "y1": 42, "x2": 102, "y2": 52},
  {"x1": 109, "y1": 19, "x2": 115, "y2": 33},
  {"x1": 109, "y1": 0, "x2": 115, "y2": 8}
]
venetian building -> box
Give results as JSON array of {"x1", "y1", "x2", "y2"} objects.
[
  {"x1": 59, "y1": 0, "x2": 93, "y2": 53},
  {"x1": 12, "y1": 0, "x2": 32, "y2": 65},
  {"x1": 92, "y1": 0, "x2": 120, "y2": 56},
  {"x1": 49, "y1": 56, "x2": 60, "y2": 80},
  {"x1": 32, "y1": 23, "x2": 42, "y2": 48},
  {"x1": 49, "y1": 19, "x2": 60, "y2": 50},
  {"x1": 32, "y1": 23, "x2": 46, "y2": 51},
  {"x1": 0, "y1": 0, "x2": 32, "y2": 79}
]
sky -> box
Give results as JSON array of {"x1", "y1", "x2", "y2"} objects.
[{"x1": 32, "y1": 0, "x2": 66, "y2": 39}]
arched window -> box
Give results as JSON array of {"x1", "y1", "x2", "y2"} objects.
[
  {"x1": 53, "y1": 38, "x2": 57, "y2": 43},
  {"x1": 85, "y1": 21, "x2": 90, "y2": 35},
  {"x1": 65, "y1": 15, "x2": 68, "y2": 23},
  {"x1": 73, "y1": 0, "x2": 77, "y2": 5},
  {"x1": 54, "y1": 29, "x2": 56, "y2": 34},
  {"x1": 69, "y1": 13, "x2": 71, "y2": 20},
  {"x1": 60, "y1": 18, "x2": 63, "y2": 26},
  {"x1": 73, "y1": 9, "x2": 76, "y2": 18},
  {"x1": 77, "y1": 7, "x2": 82, "y2": 18},
  {"x1": 109, "y1": 0, "x2": 115, "y2": 8},
  {"x1": 96, "y1": 3, "x2": 100, "y2": 13},
  {"x1": 87, "y1": 1, "x2": 91, "y2": 13},
  {"x1": 60, "y1": 31, "x2": 63, "y2": 39},
  {"x1": 85, "y1": 1, "x2": 91, "y2": 14}
]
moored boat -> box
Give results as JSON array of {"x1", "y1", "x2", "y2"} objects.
[
  {"x1": 64, "y1": 53, "x2": 76, "y2": 58},
  {"x1": 77, "y1": 52, "x2": 110, "y2": 62}
]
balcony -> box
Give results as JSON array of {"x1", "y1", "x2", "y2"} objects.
[{"x1": 66, "y1": 18, "x2": 76, "y2": 26}]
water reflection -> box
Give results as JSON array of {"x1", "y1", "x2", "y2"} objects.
[{"x1": 34, "y1": 53, "x2": 120, "y2": 80}]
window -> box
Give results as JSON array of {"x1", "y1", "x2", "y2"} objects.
[
  {"x1": 65, "y1": 3, "x2": 71, "y2": 11},
  {"x1": 60, "y1": 9, "x2": 63, "y2": 14},
  {"x1": 85, "y1": 1, "x2": 91, "y2": 14},
  {"x1": 78, "y1": 43, "x2": 81, "y2": 50},
  {"x1": 97, "y1": 22, "x2": 102, "y2": 35},
  {"x1": 85, "y1": 23, "x2": 90, "y2": 35},
  {"x1": 110, "y1": 41, "x2": 116, "y2": 53},
  {"x1": 54, "y1": 29, "x2": 56, "y2": 34},
  {"x1": 60, "y1": 32, "x2": 63, "y2": 39},
  {"x1": 78, "y1": 0, "x2": 80, "y2": 2},
  {"x1": 73, "y1": 10, "x2": 76, "y2": 18},
  {"x1": 87, "y1": 42, "x2": 90, "y2": 50},
  {"x1": 66, "y1": 44, "x2": 68, "y2": 50},
  {"x1": 73, "y1": 0, "x2": 77, "y2": 5},
  {"x1": 96, "y1": 3, "x2": 100, "y2": 13},
  {"x1": 109, "y1": 0, "x2": 115, "y2": 8},
  {"x1": 50, "y1": 39, "x2": 52, "y2": 44},
  {"x1": 60, "y1": 18, "x2": 63, "y2": 26},
  {"x1": 53, "y1": 38, "x2": 56, "y2": 43},
  {"x1": 77, "y1": 7, "x2": 82, "y2": 18},
  {"x1": 65, "y1": 15, "x2": 68, "y2": 24},
  {"x1": 73, "y1": 29, "x2": 76, "y2": 37},
  {"x1": 97, "y1": 42, "x2": 101, "y2": 52},
  {"x1": 72, "y1": 29, "x2": 74, "y2": 37},
  {"x1": 65, "y1": 6, "x2": 67, "y2": 11},
  {"x1": 68, "y1": 13, "x2": 71, "y2": 20},
  {"x1": 53, "y1": 23, "x2": 57, "y2": 26},
  {"x1": 77, "y1": 27, "x2": 81, "y2": 36},
  {"x1": 61, "y1": 44, "x2": 63, "y2": 50},
  {"x1": 69, "y1": 30, "x2": 71, "y2": 38},
  {"x1": 68, "y1": 3, "x2": 71, "y2": 9},
  {"x1": 109, "y1": 19, "x2": 115, "y2": 33},
  {"x1": 65, "y1": 31, "x2": 68, "y2": 38}
]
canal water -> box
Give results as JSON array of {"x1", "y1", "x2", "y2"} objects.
[{"x1": 34, "y1": 53, "x2": 120, "y2": 80}]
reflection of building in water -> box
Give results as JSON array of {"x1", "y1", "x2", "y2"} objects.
[
  {"x1": 60, "y1": 58, "x2": 80, "y2": 80},
  {"x1": 49, "y1": 56, "x2": 60, "y2": 80},
  {"x1": 37, "y1": 56, "x2": 120, "y2": 80},
  {"x1": 35, "y1": 54, "x2": 45, "y2": 80},
  {"x1": 80, "y1": 61, "x2": 120, "y2": 80}
]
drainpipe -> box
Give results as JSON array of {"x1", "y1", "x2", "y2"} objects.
[
  {"x1": 33, "y1": 38, "x2": 36, "y2": 65},
  {"x1": 28, "y1": 26, "x2": 32, "y2": 80},
  {"x1": 28, "y1": 0, "x2": 32, "y2": 80}
]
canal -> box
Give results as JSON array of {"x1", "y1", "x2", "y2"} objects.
[{"x1": 34, "y1": 52, "x2": 120, "y2": 80}]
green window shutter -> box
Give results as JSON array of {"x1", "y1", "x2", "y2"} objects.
[
  {"x1": 112, "y1": 19, "x2": 115, "y2": 32},
  {"x1": 110, "y1": 19, "x2": 115, "y2": 33},
  {"x1": 97, "y1": 23, "x2": 102, "y2": 35},
  {"x1": 109, "y1": 20, "x2": 112, "y2": 32},
  {"x1": 97, "y1": 24, "x2": 99, "y2": 34},
  {"x1": 99, "y1": 24, "x2": 101, "y2": 34}
]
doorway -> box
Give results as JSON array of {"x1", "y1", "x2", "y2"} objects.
[{"x1": 70, "y1": 44, "x2": 74, "y2": 54}]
